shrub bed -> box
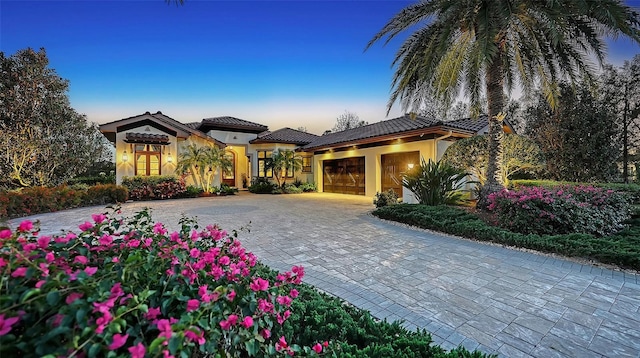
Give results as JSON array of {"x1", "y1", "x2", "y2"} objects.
[
  {"x1": 0, "y1": 185, "x2": 127, "y2": 219},
  {"x1": 511, "y1": 180, "x2": 640, "y2": 204},
  {"x1": 0, "y1": 209, "x2": 489, "y2": 357},
  {"x1": 121, "y1": 175, "x2": 186, "y2": 200},
  {"x1": 373, "y1": 204, "x2": 640, "y2": 270},
  {"x1": 488, "y1": 186, "x2": 630, "y2": 236}
]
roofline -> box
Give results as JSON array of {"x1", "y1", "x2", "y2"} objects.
[{"x1": 303, "y1": 125, "x2": 473, "y2": 152}]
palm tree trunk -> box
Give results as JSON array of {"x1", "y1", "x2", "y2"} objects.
[{"x1": 477, "y1": 50, "x2": 506, "y2": 209}]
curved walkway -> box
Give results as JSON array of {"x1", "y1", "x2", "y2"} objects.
[{"x1": 10, "y1": 192, "x2": 640, "y2": 357}]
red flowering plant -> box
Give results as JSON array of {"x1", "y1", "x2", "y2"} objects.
[
  {"x1": 0, "y1": 207, "x2": 331, "y2": 357},
  {"x1": 487, "y1": 185, "x2": 630, "y2": 236}
]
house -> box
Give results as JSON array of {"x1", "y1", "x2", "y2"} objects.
[{"x1": 100, "y1": 112, "x2": 512, "y2": 196}]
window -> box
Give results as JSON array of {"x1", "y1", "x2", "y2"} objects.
[
  {"x1": 135, "y1": 144, "x2": 162, "y2": 176},
  {"x1": 257, "y1": 150, "x2": 273, "y2": 178},
  {"x1": 301, "y1": 156, "x2": 312, "y2": 173}
]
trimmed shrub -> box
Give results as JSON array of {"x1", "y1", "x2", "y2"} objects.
[
  {"x1": 66, "y1": 174, "x2": 116, "y2": 186},
  {"x1": 85, "y1": 184, "x2": 128, "y2": 205},
  {"x1": 373, "y1": 204, "x2": 640, "y2": 270},
  {"x1": 249, "y1": 177, "x2": 277, "y2": 194},
  {"x1": 0, "y1": 209, "x2": 325, "y2": 357},
  {"x1": 373, "y1": 189, "x2": 399, "y2": 208},
  {"x1": 121, "y1": 175, "x2": 186, "y2": 201},
  {"x1": 488, "y1": 186, "x2": 630, "y2": 236}
]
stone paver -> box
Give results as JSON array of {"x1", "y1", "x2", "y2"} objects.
[{"x1": 9, "y1": 192, "x2": 640, "y2": 357}]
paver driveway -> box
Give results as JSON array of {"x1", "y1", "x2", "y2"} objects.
[{"x1": 10, "y1": 192, "x2": 640, "y2": 357}]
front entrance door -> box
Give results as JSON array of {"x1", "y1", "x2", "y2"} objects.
[{"x1": 222, "y1": 151, "x2": 235, "y2": 186}]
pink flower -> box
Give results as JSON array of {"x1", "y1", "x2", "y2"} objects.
[
  {"x1": 74, "y1": 255, "x2": 88, "y2": 264},
  {"x1": 99, "y1": 235, "x2": 113, "y2": 246},
  {"x1": 45, "y1": 252, "x2": 55, "y2": 262},
  {"x1": 11, "y1": 267, "x2": 27, "y2": 278},
  {"x1": 36, "y1": 236, "x2": 50, "y2": 249},
  {"x1": 218, "y1": 256, "x2": 230, "y2": 265},
  {"x1": 226, "y1": 290, "x2": 236, "y2": 301},
  {"x1": 250, "y1": 278, "x2": 269, "y2": 292},
  {"x1": 241, "y1": 316, "x2": 253, "y2": 328},
  {"x1": 190, "y1": 248, "x2": 200, "y2": 258},
  {"x1": 0, "y1": 229, "x2": 11, "y2": 239},
  {"x1": 108, "y1": 333, "x2": 129, "y2": 350},
  {"x1": 84, "y1": 267, "x2": 98, "y2": 276},
  {"x1": 290, "y1": 289, "x2": 299, "y2": 298},
  {"x1": 127, "y1": 240, "x2": 141, "y2": 248},
  {"x1": 79, "y1": 221, "x2": 93, "y2": 231},
  {"x1": 145, "y1": 307, "x2": 161, "y2": 320},
  {"x1": 66, "y1": 292, "x2": 84, "y2": 304},
  {"x1": 0, "y1": 314, "x2": 19, "y2": 336},
  {"x1": 219, "y1": 314, "x2": 238, "y2": 330},
  {"x1": 275, "y1": 336, "x2": 288, "y2": 352},
  {"x1": 18, "y1": 220, "x2": 33, "y2": 232},
  {"x1": 312, "y1": 343, "x2": 323, "y2": 353},
  {"x1": 92, "y1": 213, "x2": 106, "y2": 224},
  {"x1": 277, "y1": 295, "x2": 292, "y2": 306},
  {"x1": 157, "y1": 319, "x2": 173, "y2": 339},
  {"x1": 184, "y1": 328, "x2": 206, "y2": 345},
  {"x1": 112, "y1": 257, "x2": 120, "y2": 263},
  {"x1": 186, "y1": 299, "x2": 200, "y2": 312},
  {"x1": 128, "y1": 342, "x2": 146, "y2": 358},
  {"x1": 35, "y1": 280, "x2": 46, "y2": 288},
  {"x1": 260, "y1": 328, "x2": 271, "y2": 339}
]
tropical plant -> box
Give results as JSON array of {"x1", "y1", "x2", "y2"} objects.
[
  {"x1": 402, "y1": 158, "x2": 468, "y2": 206},
  {"x1": 441, "y1": 134, "x2": 544, "y2": 187},
  {"x1": 373, "y1": 189, "x2": 399, "y2": 208},
  {"x1": 265, "y1": 150, "x2": 302, "y2": 188},
  {"x1": 175, "y1": 144, "x2": 232, "y2": 193},
  {"x1": 367, "y1": 0, "x2": 640, "y2": 208}
]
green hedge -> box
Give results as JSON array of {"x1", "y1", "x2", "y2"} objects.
[
  {"x1": 373, "y1": 205, "x2": 640, "y2": 270},
  {"x1": 511, "y1": 180, "x2": 640, "y2": 204},
  {"x1": 65, "y1": 175, "x2": 116, "y2": 186},
  {"x1": 0, "y1": 184, "x2": 128, "y2": 219},
  {"x1": 259, "y1": 266, "x2": 490, "y2": 358},
  {"x1": 121, "y1": 175, "x2": 186, "y2": 200}
]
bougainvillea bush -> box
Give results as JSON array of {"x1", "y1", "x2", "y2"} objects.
[
  {"x1": 121, "y1": 175, "x2": 187, "y2": 201},
  {"x1": 0, "y1": 208, "x2": 329, "y2": 357},
  {"x1": 488, "y1": 185, "x2": 630, "y2": 236}
]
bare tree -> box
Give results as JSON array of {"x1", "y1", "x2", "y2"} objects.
[{"x1": 331, "y1": 111, "x2": 367, "y2": 132}]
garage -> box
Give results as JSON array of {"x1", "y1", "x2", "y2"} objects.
[{"x1": 322, "y1": 157, "x2": 365, "y2": 195}]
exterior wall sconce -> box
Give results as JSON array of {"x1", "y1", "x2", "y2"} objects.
[
  {"x1": 407, "y1": 163, "x2": 414, "y2": 170},
  {"x1": 122, "y1": 151, "x2": 129, "y2": 162},
  {"x1": 167, "y1": 152, "x2": 173, "y2": 163}
]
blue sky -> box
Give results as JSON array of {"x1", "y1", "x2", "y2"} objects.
[{"x1": 2, "y1": 0, "x2": 640, "y2": 134}]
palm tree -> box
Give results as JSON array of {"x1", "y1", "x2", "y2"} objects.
[
  {"x1": 176, "y1": 144, "x2": 232, "y2": 193},
  {"x1": 265, "y1": 149, "x2": 303, "y2": 187},
  {"x1": 367, "y1": 0, "x2": 640, "y2": 208}
]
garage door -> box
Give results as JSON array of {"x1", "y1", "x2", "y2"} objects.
[
  {"x1": 323, "y1": 157, "x2": 365, "y2": 195},
  {"x1": 381, "y1": 151, "x2": 420, "y2": 195}
]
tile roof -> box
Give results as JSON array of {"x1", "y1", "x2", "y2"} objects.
[
  {"x1": 250, "y1": 127, "x2": 320, "y2": 145},
  {"x1": 302, "y1": 114, "x2": 441, "y2": 150},
  {"x1": 200, "y1": 116, "x2": 268, "y2": 133},
  {"x1": 125, "y1": 132, "x2": 170, "y2": 144},
  {"x1": 443, "y1": 116, "x2": 489, "y2": 133}
]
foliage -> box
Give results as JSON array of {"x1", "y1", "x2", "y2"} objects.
[
  {"x1": 366, "y1": 0, "x2": 640, "y2": 208},
  {"x1": 601, "y1": 54, "x2": 640, "y2": 183},
  {"x1": 373, "y1": 190, "x2": 399, "y2": 208},
  {"x1": 0, "y1": 209, "x2": 328, "y2": 357},
  {"x1": 265, "y1": 150, "x2": 303, "y2": 188},
  {"x1": 249, "y1": 177, "x2": 277, "y2": 194},
  {"x1": 292, "y1": 179, "x2": 317, "y2": 193},
  {"x1": 66, "y1": 174, "x2": 116, "y2": 186},
  {"x1": 121, "y1": 175, "x2": 186, "y2": 201},
  {"x1": 487, "y1": 186, "x2": 630, "y2": 236},
  {"x1": 331, "y1": 111, "x2": 367, "y2": 133},
  {"x1": 524, "y1": 81, "x2": 620, "y2": 182},
  {"x1": 218, "y1": 183, "x2": 239, "y2": 196},
  {"x1": 441, "y1": 134, "x2": 544, "y2": 187},
  {"x1": 0, "y1": 48, "x2": 113, "y2": 189},
  {"x1": 175, "y1": 144, "x2": 232, "y2": 194},
  {"x1": 510, "y1": 180, "x2": 640, "y2": 205},
  {"x1": 0, "y1": 184, "x2": 127, "y2": 219},
  {"x1": 401, "y1": 158, "x2": 468, "y2": 206},
  {"x1": 282, "y1": 184, "x2": 303, "y2": 194},
  {"x1": 182, "y1": 185, "x2": 203, "y2": 198},
  {"x1": 373, "y1": 205, "x2": 640, "y2": 270}
]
